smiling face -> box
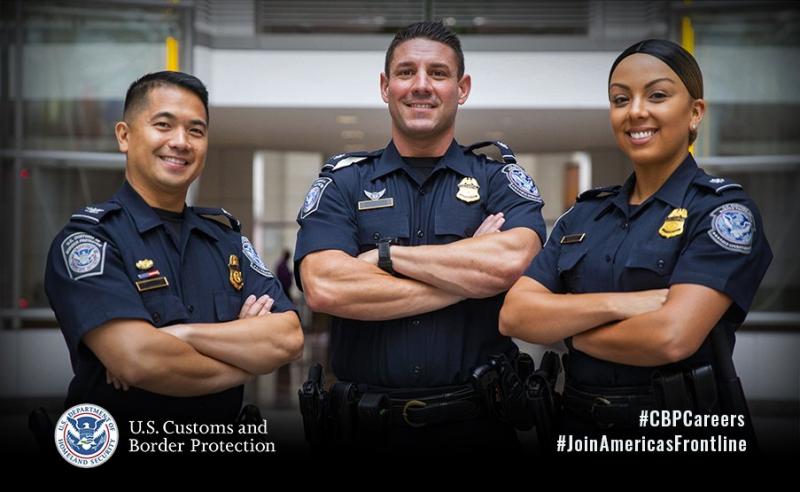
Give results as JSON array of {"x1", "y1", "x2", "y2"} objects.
[
  {"x1": 381, "y1": 37, "x2": 471, "y2": 148},
  {"x1": 608, "y1": 53, "x2": 704, "y2": 167},
  {"x1": 115, "y1": 84, "x2": 208, "y2": 205}
]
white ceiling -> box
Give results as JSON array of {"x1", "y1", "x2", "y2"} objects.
[{"x1": 208, "y1": 106, "x2": 617, "y2": 157}]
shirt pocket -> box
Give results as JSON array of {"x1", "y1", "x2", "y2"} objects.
[
  {"x1": 434, "y1": 206, "x2": 484, "y2": 242},
  {"x1": 357, "y1": 209, "x2": 410, "y2": 248},
  {"x1": 556, "y1": 247, "x2": 588, "y2": 293},
  {"x1": 141, "y1": 293, "x2": 189, "y2": 327},
  {"x1": 622, "y1": 244, "x2": 680, "y2": 291},
  {"x1": 214, "y1": 291, "x2": 241, "y2": 322}
]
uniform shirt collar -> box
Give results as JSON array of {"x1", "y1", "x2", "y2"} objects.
[
  {"x1": 601, "y1": 153, "x2": 699, "y2": 218},
  {"x1": 114, "y1": 181, "x2": 166, "y2": 233},
  {"x1": 114, "y1": 181, "x2": 220, "y2": 241},
  {"x1": 371, "y1": 139, "x2": 467, "y2": 181}
]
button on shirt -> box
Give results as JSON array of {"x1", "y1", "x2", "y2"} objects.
[
  {"x1": 524, "y1": 154, "x2": 772, "y2": 387},
  {"x1": 295, "y1": 140, "x2": 547, "y2": 387},
  {"x1": 45, "y1": 181, "x2": 295, "y2": 421}
]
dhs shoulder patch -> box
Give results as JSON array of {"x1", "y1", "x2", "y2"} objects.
[
  {"x1": 502, "y1": 164, "x2": 542, "y2": 202},
  {"x1": 300, "y1": 177, "x2": 332, "y2": 219},
  {"x1": 61, "y1": 232, "x2": 107, "y2": 280},
  {"x1": 708, "y1": 203, "x2": 754, "y2": 254},
  {"x1": 241, "y1": 236, "x2": 273, "y2": 278}
]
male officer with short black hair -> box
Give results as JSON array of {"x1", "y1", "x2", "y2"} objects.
[
  {"x1": 295, "y1": 21, "x2": 546, "y2": 452},
  {"x1": 45, "y1": 71, "x2": 303, "y2": 425}
]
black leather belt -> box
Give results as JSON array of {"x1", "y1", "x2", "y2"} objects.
[
  {"x1": 563, "y1": 382, "x2": 658, "y2": 429},
  {"x1": 362, "y1": 384, "x2": 486, "y2": 428}
]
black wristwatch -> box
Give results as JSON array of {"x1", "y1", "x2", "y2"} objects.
[{"x1": 378, "y1": 239, "x2": 394, "y2": 274}]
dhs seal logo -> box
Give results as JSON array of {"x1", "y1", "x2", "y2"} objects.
[{"x1": 55, "y1": 404, "x2": 119, "y2": 468}]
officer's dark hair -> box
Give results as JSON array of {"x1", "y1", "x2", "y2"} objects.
[
  {"x1": 609, "y1": 39, "x2": 703, "y2": 145},
  {"x1": 123, "y1": 71, "x2": 209, "y2": 123},
  {"x1": 385, "y1": 21, "x2": 465, "y2": 79}
]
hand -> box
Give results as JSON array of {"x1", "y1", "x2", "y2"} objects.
[
  {"x1": 473, "y1": 213, "x2": 505, "y2": 237},
  {"x1": 357, "y1": 248, "x2": 379, "y2": 266},
  {"x1": 106, "y1": 369, "x2": 129, "y2": 391},
  {"x1": 238, "y1": 294, "x2": 274, "y2": 318},
  {"x1": 617, "y1": 289, "x2": 669, "y2": 319}
]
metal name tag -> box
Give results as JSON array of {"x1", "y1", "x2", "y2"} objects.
[{"x1": 358, "y1": 197, "x2": 394, "y2": 211}]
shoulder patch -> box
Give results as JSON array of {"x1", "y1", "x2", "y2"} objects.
[
  {"x1": 241, "y1": 236, "x2": 273, "y2": 278},
  {"x1": 70, "y1": 202, "x2": 121, "y2": 224},
  {"x1": 577, "y1": 185, "x2": 622, "y2": 202},
  {"x1": 61, "y1": 232, "x2": 107, "y2": 280},
  {"x1": 708, "y1": 203, "x2": 754, "y2": 254},
  {"x1": 300, "y1": 177, "x2": 332, "y2": 219},
  {"x1": 194, "y1": 207, "x2": 241, "y2": 232},
  {"x1": 321, "y1": 149, "x2": 382, "y2": 172},
  {"x1": 501, "y1": 163, "x2": 542, "y2": 202},
  {"x1": 466, "y1": 140, "x2": 517, "y2": 164}
]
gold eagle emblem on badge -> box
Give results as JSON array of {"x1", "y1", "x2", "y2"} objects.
[
  {"x1": 228, "y1": 255, "x2": 244, "y2": 291},
  {"x1": 456, "y1": 177, "x2": 480, "y2": 203},
  {"x1": 135, "y1": 259, "x2": 154, "y2": 271},
  {"x1": 659, "y1": 208, "x2": 688, "y2": 238}
]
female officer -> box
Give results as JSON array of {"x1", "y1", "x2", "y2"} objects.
[{"x1": 499, "y1": 39, "x2": 772, "y2": 437}]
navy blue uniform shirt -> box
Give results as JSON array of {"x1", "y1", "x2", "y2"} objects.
[
  {"x1": 524, "y1": 154, "x2": 772, "y2": 387},
  {"x1": 295, "y1": 140, "x2": 547, "y2": 387},
  {"x1": 45, "y1": 181, "x2": 295, "y2": 421}
]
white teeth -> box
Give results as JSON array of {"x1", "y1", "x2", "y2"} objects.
[
  {"x1": 161, "y1": 156, "x2": 188, "y2": 165},
  {"x1": 630, "y1": 130, "x2": 655, "y2": 139},
  {"x1": 410, "y1": 104, "x2": 433, "y2": 108}
]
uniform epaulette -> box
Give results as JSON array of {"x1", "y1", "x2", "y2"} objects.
[
  {"x1": 321, "y1": 149, "x2": 383, "y2": 172},
  {"x1": 577, "y1": 185, "x2": 622, "y2": 202},
  {"x1": 693, "y1": 174, "x2": 744, "y2": 195},
  {"x1": 69, "y1": 202, "x2": 121, "y2": 224},
  {"x1": 465, "y1": 140, "x2": 517, "y2": 164},
  {"x1": 193, "y1": 207, "x2": 241, "y2": 232}
]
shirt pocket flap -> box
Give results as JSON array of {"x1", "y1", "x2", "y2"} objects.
[
  {"x1": 214, "y1": 291, "x2": 241, "y2": 322},
  {"x1": 557, "y1": 247, "x2": 588, "y2": 274},
  {"x1": 141, "y1": 294, "x2": 188, "y2": 327},
  {"x1": 357, "y1": 210, "x2": 410, "y2": 244},
  {"x1": 435, "y1": 207, "x2": 483, "y2": 238},
  {"x1": 625, "y1": 245, "x2": 679, "y2": 276}
]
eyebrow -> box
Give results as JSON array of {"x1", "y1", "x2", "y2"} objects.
[
  {"x1": 151, "y1": 111, "x2": 207, "y2": 129},
  {"x1": 609, "y1": 77, "x2": 676, "y2": 91},
  {"x1": 393, "y1": 61, "x2": 452, "y2": 71}
]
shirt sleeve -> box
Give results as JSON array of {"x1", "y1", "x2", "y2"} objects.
[
  {"x1": 522, "y1": 206, "x2": 574, "y2": 294},
  {"x1": 44, "y1": 224, "x2": 151, "y2": 356},
  {"x1": 669, "y1": 196, "x2": 773, "y2": 318},
  {"x1": 239, "y1": 235, "x2": 297, "y2": 314},
  {"x1": 485, "y1": 163, "x2": 547, "y2": 246},
  {"x1": 293, "y1": 174, "x2": 359, "y2": 289}
]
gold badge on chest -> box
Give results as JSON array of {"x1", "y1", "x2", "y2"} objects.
[
  {"x1": 228, "y1": 254, "x2": 244, "y2": 291},
  {"x1": 659, "y1": 208, "x2": 688, "y2": 238},
  {"x1": 456, "y1": 177, "x2": 480, "y2": 203}
]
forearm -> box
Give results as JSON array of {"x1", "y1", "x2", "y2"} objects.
[
  {"x1": 572, "y1": 285, "x2": 730, "y2": 367},
  {"x1": 572, "y1": 311, "x2": 678, "y2": 367},
  {"x1": 179, "y1": 311, "x2": 304, "y2": 375},
  {"x1": 122, "y1": 329, "x2": 253, "y2": 396},
  {"x1": 302, "y1": 251, "x2": 463, "y2": 321},
  {"x1": 499, "y1": 286, "x2": 629, "y2": 345},
  {"x1": 391, "y1": 227, "x2": 540, "y2": 298}
]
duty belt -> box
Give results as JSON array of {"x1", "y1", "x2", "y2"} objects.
[
  {"x1": 563, "y1": 382, "x2": 658, "y2": 428},
  {"x1": 360, "y1": 383, "x2": 486, "y2": 428}
]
